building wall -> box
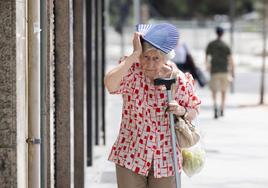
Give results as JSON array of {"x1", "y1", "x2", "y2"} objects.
[
  {"x1": 0, "y1": 0, "x2": 17, "y2": 187},
  {"x1": 0, "y1": 0, "x2": 106, "y2": 187}
]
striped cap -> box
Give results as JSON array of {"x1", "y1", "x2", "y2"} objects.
[{"x1": 136, "y1": 23, "x2": 179, "y2": 54}]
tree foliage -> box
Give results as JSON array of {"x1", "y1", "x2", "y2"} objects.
[
  {"x1": 108, "y1": 0, "x2": 257, "y2": 31},
  {"x1": 148, "y1": 0, "x2": 256, "y2": 19}
]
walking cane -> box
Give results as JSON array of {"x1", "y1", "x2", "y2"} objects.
[{"x1": 154, "y1": 78, "x2": 181, "y2": 188}]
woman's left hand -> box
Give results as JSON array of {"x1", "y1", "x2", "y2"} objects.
[
  {"x1": 166, "y1": 100, "x2": 186, "y2": 117},
  {"x1": 156, "y1": 63, "x2": 172, "y2": 78},
  {"x1": 133, "y1": 32, "x2": 142, "y2": 56}
]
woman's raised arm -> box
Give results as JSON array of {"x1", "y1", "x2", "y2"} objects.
[{"x1": 104, "y1": 32, "x2": 142, "y2": 93}]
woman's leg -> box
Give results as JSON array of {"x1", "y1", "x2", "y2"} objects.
[
  {"x1": 116, "y1": 165, "x2": 147, "y2": 188},
  {"x1": 147, "y1": 166, "x2": 176, "y2": 188}
]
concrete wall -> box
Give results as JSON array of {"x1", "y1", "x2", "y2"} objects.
[
  {"x1": 0, "y1": 0, "x2": 87, "y2": 187},
  {"x1": 73, "y1": 0, "x2": 85, "y2": 186},
  {"x1": 54, "y1": 0, "x2": 73, "y2": 187},
  {"x1": 0, "y1": 0, "x2": 17, "y2": 187},
  {"x1": 54, "y1": 0, "x2": 86, "y2": 186}
]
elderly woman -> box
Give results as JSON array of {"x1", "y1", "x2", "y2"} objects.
[{"x1": 104, "y1": 23, "x2": 201, "y2": 188}]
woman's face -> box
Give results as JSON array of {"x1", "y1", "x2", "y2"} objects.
[{"x1": 140, "y1": 49, "x2": 166, "y2": 79}]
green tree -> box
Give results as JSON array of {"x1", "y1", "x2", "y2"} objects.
[{"x1": 148, "y1": 0, "x2": 256, "y2": 19}]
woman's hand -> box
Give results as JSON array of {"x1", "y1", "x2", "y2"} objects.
[
  {"x1": 132, "y1": 32, "x2": 142, "y2": 57},
  {"x1": 104, "y1": 32, "x2": 143, "y2": 93},
  {"x1": 157, "y1": 63, "x2": 173, "y2": 78},
  {"x1": 166, "y1": 100, "x2": 186, "y2": 117}
]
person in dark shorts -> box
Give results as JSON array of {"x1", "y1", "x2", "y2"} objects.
[{"x1": 205, "y1": 26, "x2": 235, "y2": 119}]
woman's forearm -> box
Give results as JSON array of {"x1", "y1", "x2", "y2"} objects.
[
  {"x1": 104, "y1": 52, "x2": 139, "y2": 93},
  {"x1": 167, "y1": 101, "x2": 199, "y2": 122}
]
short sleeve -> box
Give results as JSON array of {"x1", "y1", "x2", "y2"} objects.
[
  {"x1": 174, "y1": 72, "x2": 201, "y2": 110},
  {"x1": 110, "y1": 56, "x2": 136, "y2": 95},
  {"x1": 226, "y1": 45, "x2": 231, "y2": 55},
  {"x1": 206, "y1": 43, "x2": 211, "y2": 55}
]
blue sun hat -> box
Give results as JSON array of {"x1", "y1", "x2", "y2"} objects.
[{"x1": 136, "y1": 23, "x2": 179, "y2": 54}]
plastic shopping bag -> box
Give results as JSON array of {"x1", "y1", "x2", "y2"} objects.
[{"x1": 182, "y1": 145, "x2": 206, "y2": 177}]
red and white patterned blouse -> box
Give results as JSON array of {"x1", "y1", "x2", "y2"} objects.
[{"x1": 108, "y1": 60, "x2": 201, "y2": 178}]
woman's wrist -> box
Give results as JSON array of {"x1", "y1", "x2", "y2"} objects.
[
  {"x1": 126, "y1": 52, "x2": 140, "y2": 64},
  {"x1": 132, "y1": 50, "x2": 142, "y2": 59},
  {"x1": 176, "y1": 106, "x2": 188, "y2": 119},
  {"x1": 123, "y1": 54, "x2": 138, "y2": 67},
  {"x1": 182, "y1": 106, "x2": 188, "y2": 118}
]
